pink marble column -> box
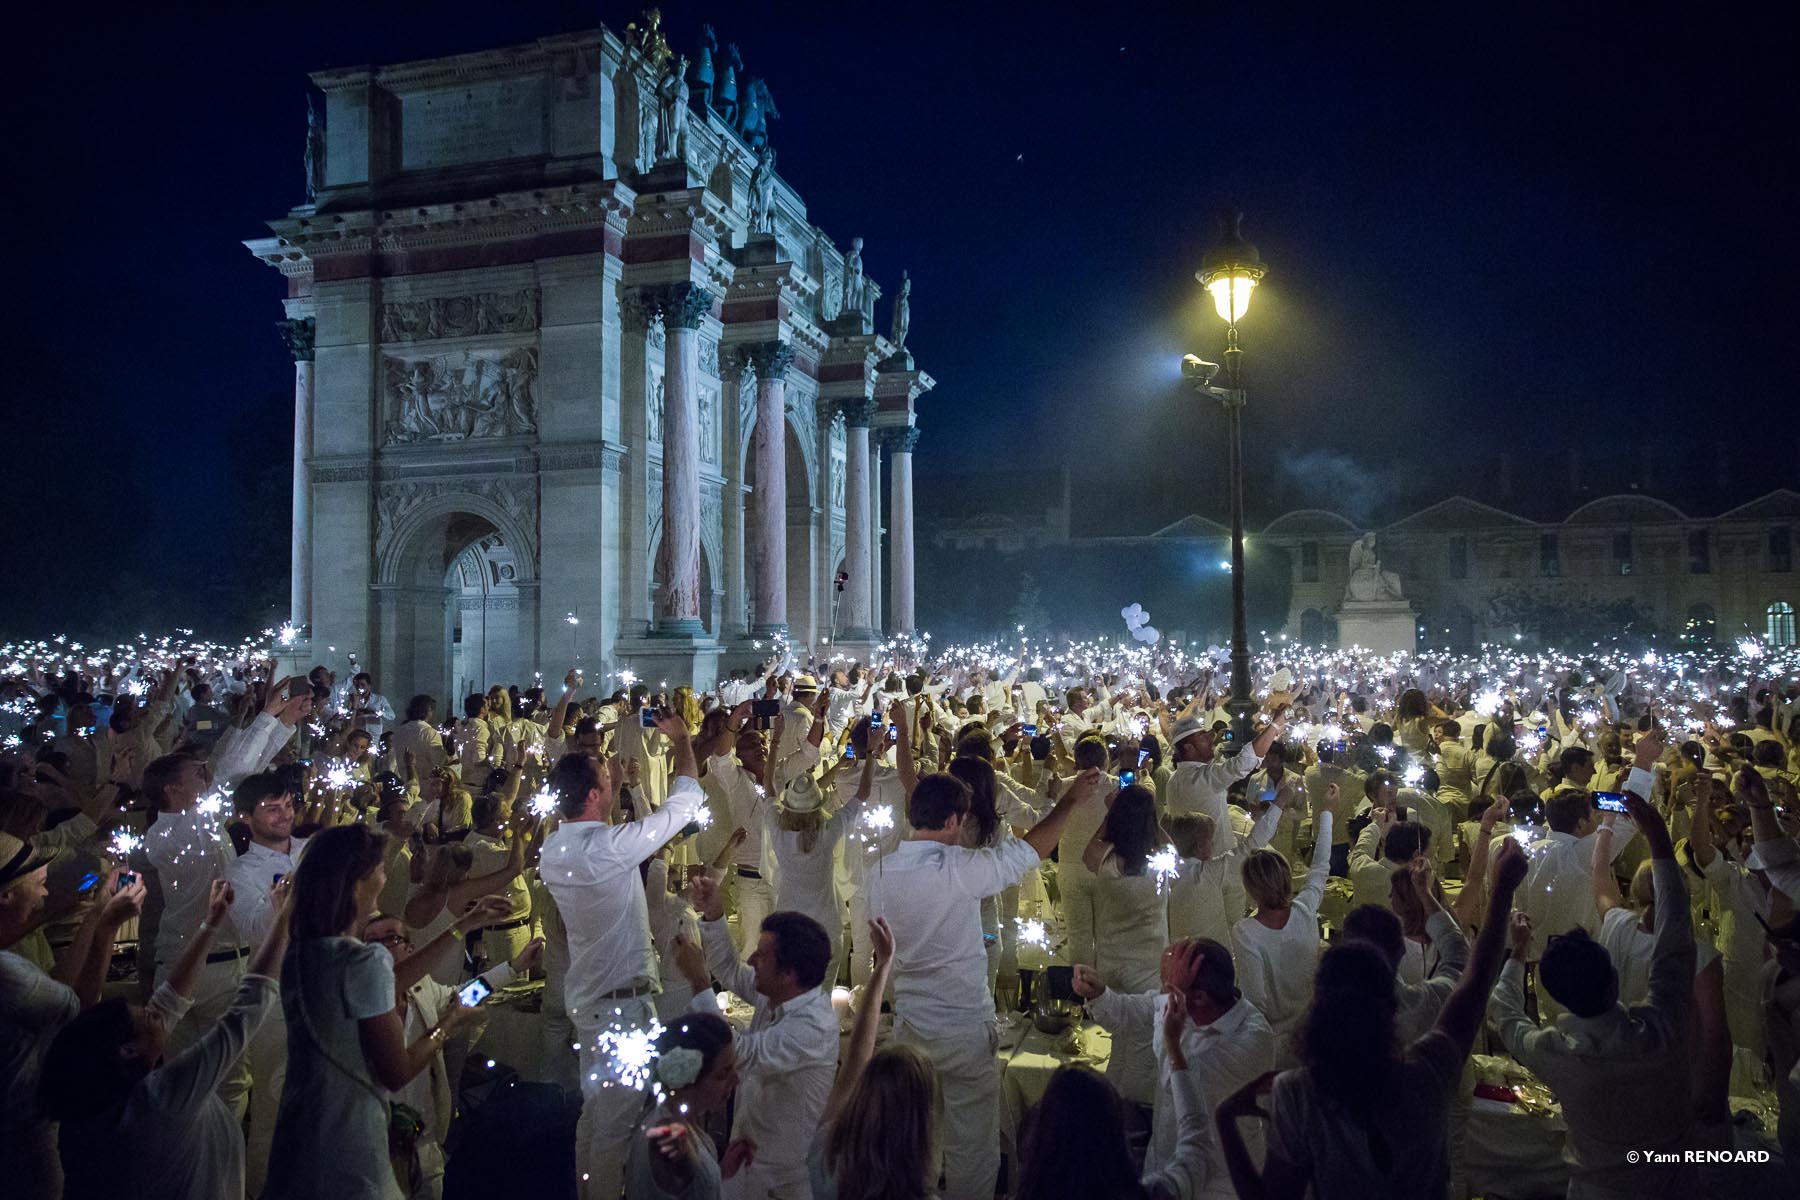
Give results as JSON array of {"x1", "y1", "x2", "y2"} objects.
[
  {"x1": 281, "y1": 318, "x2": 315, "y2": 630},
  {"x1": 745, "y1": 341, "x2": 796, "y2": 635},
  {"x1": 839, "y1": 398, "x2": 878, "y2": 638},
  {"x1": 655, "y1": 283, "x2": 713, "y2": 633},
  {"x1": 885, "y1": 426, "x2": 919, "y2": 634}
]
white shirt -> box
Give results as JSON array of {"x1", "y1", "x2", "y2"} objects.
[
  {"x1": 708, "y1": 753, "x2": 773, "y2": 871},
  {"x1": 864, "y1": 836, "x2": 1041, "y2": 1036},
  {"x1": 1165, "y1": 744, "x2": 1261, "y2": 854},
  {"x1": 389, "y1": 719, "x2": 447, "y2": 781},
  {"x1": 696, "y1": 917, "x2": 838, "y2": 1177},
  {"x1": 1169, "y1": 804, "x2": 1281, "y2": 945},
  {"x1": 1231, "y1": 812, "x2": 1333, "y2": 1051},
  {"x1": 833, "y1": 763, "x2": 908, "y2": 896},
  {"x1": 145, "y1": 808, "x2": 245, "y2": 963},
  {"x1": 1089, "y1": 988, "x2": 1274, "y2": 1196},
  {"x1": 825, "y1": 686, "x2": 861, "y2": 736},
  {"x1": 1516, "y1": 767, "x2": 1649, "y2": 958},
  {"x1": 227, "y1": 835, "x2": 308, "y2": 947},
  {"x1": 540, "y1": 775, "x2": 704, "y2": 1022},
  {"x1": 456, "y1": 716, "x2": 493, "y2": 781}
]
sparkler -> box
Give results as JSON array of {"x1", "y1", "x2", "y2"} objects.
[
  {"x1": 529, "y1": 786, "x2": 558, "y2": 818},
  {"x1": 1149, "y1": 844, "x2": 1180, "y2": 894},
  {"x1": 1016, "y1": 917, "x2": 1050, "y2": 950},
  {"x1": 592, "y1": 1018, "x2": 664, "y2": 1092},
  {"x1": 109, "y1": 829, "x2": 144, "y2": 857}
]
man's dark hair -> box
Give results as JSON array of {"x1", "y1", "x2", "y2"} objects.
[
  {"x1": 1539, "y1": 928, "x2": 1616, "y2": 1017},
  {"x1": 1438, "y1": 719, "x2": 1461, "y2": 740},
  {"x1": 1364, "y1": 770, "x2": 1398, "y2": 799},
  {"x1": 1545, "y1": 788, "x2": 1593, "y2": 835},
  {"x1": 352, "y1": 672, "x2": 372, "y2": 686},
  {"x1": 404, "y1": 694, "x2": 435, "y2": 723},
  {"x1": 1558, "y1": 746, "x2": 1595, "y2": 772},
  {"x1": 472, "y1": 792, "x2": 503, "y2": 831},
  {"x1": 142, "y1": 752, "x2": 194, "y2": 812},
  {"x1": 549, "y1": 752, "x2": 600, "y2": 820},
  {"x1": 1754, "y1": 740, "x2": 1784, "y2": 768},
  {"x1": 908, "y1": 773, "x2": 971, "y2": 831},
  {"x1": 1380, "y1": 819, "x2": 1431, "y2": 864},
  {"x1": 464, "y1": 694, "x2": 486, "y2": 719},
  {"x1": 1072, "y1": 734, "x2": 1109, "y2": 772},
  {"x1": 759, "y1": 911, "x2": 832, "y2": 990},
  {"x1": 233, "y1": 770, "x2": 292, "y2": 819}
]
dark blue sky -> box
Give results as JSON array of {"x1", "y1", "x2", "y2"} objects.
[{"x1": 8, "y1": 1, "x2": 1795, "y2": 635}]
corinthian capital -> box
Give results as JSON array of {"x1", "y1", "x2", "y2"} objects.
[
  {"x1": 741, "y1": 340, "x2": 797, "y2": 382},
  {"x1": 659, "y1": 282, "x2": 715, "y2": 329},
  {"x1": 837, "y1": 397, "x2": 879, "y2": 428},
  {"x1": 879, "y1": 425, "x2": 921, "y2": 454},
  {"x1": 278, "y1": 317, "x2": 316, "y2": 362}
]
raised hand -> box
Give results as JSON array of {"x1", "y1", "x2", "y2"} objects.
[
  {"x1": 687, "y1": 873, "x2": 725, "y2": 922},
  {"x1": 1071, "y1": 963, "x2": 1106, "y2": 1000},
  {"x1": 868, "y1": 916, "x2": 895, "y2": 971}
]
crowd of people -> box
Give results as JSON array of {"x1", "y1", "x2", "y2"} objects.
[{"x1": 2, "y1": 630, "x2": 1799, "y2": 1199}]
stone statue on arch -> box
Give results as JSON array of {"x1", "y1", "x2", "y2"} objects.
[{"x1": 1344, "y1": 532, "x2": 1406, "y2": 602}]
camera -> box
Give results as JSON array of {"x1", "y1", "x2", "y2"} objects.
[
  {"x1": 456, "y1": 977, "x2": 493, "y2": 1007},
  {"x1": 750, "y1": 699, "x2": 781, "y2": 729},
  {"x1": 117, "y1": 871, "x2": 138, "y2": 893}
]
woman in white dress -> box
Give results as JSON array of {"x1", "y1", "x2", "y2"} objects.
[
  {"x1": 1232, "y1": 784, "x2": 1338, "y2": 1064},
  {"x1": 1082, "y1": 783, "x2": 1169, "y2": 1104}
]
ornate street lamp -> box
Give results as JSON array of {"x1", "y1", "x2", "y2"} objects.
[{"x1": 1186, "y1": 209, "x2": 1267, "y2": 747}]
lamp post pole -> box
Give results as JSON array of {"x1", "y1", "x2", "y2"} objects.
[{"x1": 1191, "y1": 210, "x2": 1267, "y2": 749}]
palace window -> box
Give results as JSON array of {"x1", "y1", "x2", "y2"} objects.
[
  {"x1": 1612, "y1": 532, "x2": 1633, "y2": 576},
  {"x1": 1772, "y1": 527, "x2": 1793, "y2": 573},
  {"x1": 1688, "y1": 529, "x2": 1711, "y2": 574},
  {"x1": 1447, "y1": 536, "x2": 1469, "y2": 579},
  {"x1": 1299, "y1": 541, "x2": 1319, "y2": 583},
  {"x1": 1539, "y1": 534, "x2": 1561, "y2": 577},
  {"x1": 1683, "y1": 603, "x2": 1716, "y2": 644},
  {"x1": 1769, "y1": 601, "x2": 1797, "y2": 648}
]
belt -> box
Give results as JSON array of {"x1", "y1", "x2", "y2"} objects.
[
  {"x1": 482, "y1": 915, "x2": 532, "y2": 932},
  {"x1": 597, "y1": 982, "x2": 657, "y2": 1000},
  {"x1": 206, "y1": 944, "x2": 250, "y2": 964},
  {"x1": 735, "y1": 866, "x2": 763, "y2": 880}
]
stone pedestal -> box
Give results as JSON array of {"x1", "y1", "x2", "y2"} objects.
[
  {"x1": 1335, "y1": 601, "x2": 1418, "y2": 654},
  {"x1": 612, "y1": 632, "x2": 722, "y2": 692}
]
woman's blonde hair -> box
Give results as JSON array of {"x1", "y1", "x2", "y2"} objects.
[
  {"x1": 485, "y1": 686, "x2": 512, "y2": 723},
  {"x1": 1241, "y1": 848, "x2": 1294, "y2": 912},
  {"x1": 825, "y1": 1044, "x2": 940, "y2": 1200},
  {"x1": 1627, "y1": 860, "x2": 1656, "y2": 910},
  {"x1": 672, "y1": 686, "x2": 703, "y2": 734}
]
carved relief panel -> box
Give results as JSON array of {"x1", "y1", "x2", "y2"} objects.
[{"x1": 382, "y1": 348, "x2": 538, "y2": 445}]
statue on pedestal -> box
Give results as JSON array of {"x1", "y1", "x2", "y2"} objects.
[
  {"x1": 715, "y1": 44, "x2": 742, "y2": 125},
  {"x1": 625, "y1": 8, "x2": 672, "y2": 74},
  {"x1": 748, "y1": 145, "x2": 777, "y2": 234},
  {"x1": 655, "y1": 55, "x2": 690, "y2": 162},
  {"x1": 1344, "y1": 533, "x2": 1406, "y2": 602},
  {"x1": 841, "y1": 237, "x2": 865, "y2": 319},
  {"x1": 890, "y1": 270, "x2": 911, "y2": 350},
  {"x1": 303, "y1": 93, "x2": 325, "y2": 203}
]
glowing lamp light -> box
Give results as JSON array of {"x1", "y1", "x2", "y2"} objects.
[{"x1": 1195, "y1": 209, "x2": 1267, "y2": 326}]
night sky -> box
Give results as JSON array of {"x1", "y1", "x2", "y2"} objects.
[{"x1": 8, "y1": 1, "x2": 1795, "y2": 638}]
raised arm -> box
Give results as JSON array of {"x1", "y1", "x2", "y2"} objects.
[
  {"x1": 891, "y1": 699, "x2": 919, "y2": 799},
  {"x1": 823, "y1": 917, "x2": 894, "y2": 1125},
  {"x1": 1590, "y1": 823, "x2": 1625, "y2": 916},
  {"x1": 1023, "y1": 767, "x2": 1103, "y2": 860},
  {"x1": 1435, "y1": 838, "x2": 1528, "y2": 1056}
]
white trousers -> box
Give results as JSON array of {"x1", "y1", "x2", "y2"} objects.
[
  {"x1": 895, "y1": 1017, "x2": 1001, "y2": 1200},
  {"x1": 573, "y1": 996, "x2": 658, "y2": 1200},
  {"x1": 731, "y1": 873, "x2": 775, "y2": 953}
]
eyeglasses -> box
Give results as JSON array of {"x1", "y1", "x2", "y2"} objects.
[{"x1": 368, "y1": 931, "x2": 410, "y2": 947}]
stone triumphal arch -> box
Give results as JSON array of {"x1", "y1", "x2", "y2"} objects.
[{"x1": 250, "y1": 17, "x2": 933, "y2": 697}]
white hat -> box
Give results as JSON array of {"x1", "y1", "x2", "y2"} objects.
[
  {"x1": 782, "y1": 773, "x2": 825, "y2": 814},
  {"x1": 1170, "y1": 714, "x2": 1209, "y2": 747},
  {"x1": 792, "y1": 674, "x2": 821, "y2": 693}
]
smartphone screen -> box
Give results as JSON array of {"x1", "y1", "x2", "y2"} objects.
[
  {"x1": 843, "y1": 745, "x2": 855, "y2": 760},
  {"x1": 641, "y1": 709, "x2": 658, "y2": 728},
  {"x1": 1594, "y1": 791, "x2": 1629, "y2": 813},
  {"x1": 77, "y1": 872, "x2": 100, "y2": 894},
  {"x1": 1137, "y1": 749, "x2": 1150, "y2": 768},
  {"x1": 1023, "y1": 723, "x2": 1038, "y2": 736},
  {"x1": 116, "y1": 871, "x2": 138, "y2": 893},
  {"x1": 1119, "y1": 770, "x2": 1137, "y2": 789},
  {"x1": 457, "y1": 977, "x2": 493, "y2": 1007}
]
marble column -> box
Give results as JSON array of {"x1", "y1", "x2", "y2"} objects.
[
  {"x1": 839, "y1": 398, "x2": 879, "y2": 639},
  {"x1": 884, "y1": 427, "x2": 919, "y2": 634},
  {"x1": 743, "y1": 342, "x2": 796, "y2": 636},
  {"x1": 869, "y1": 437, "x2": 884, "y2": 637},
  {"x1": 280, "y1": 317, "x2": 316, "y2": 631},
  {"x1": 655, "y1": 283, "x2": 714, "y2": 633}
]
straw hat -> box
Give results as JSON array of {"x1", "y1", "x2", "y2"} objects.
[{"x1": 781, "y1": 773, "x2": 826, "y2": 814}]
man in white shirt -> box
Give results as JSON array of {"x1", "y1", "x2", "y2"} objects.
[
  {"x1": 864, "y1": 756, "x2": 1099, "y2": 1200},
  {"x1": 1077, "y1": 939, "x2": 1275, "y2": 1198},
  {"x1": 465, "y1": 792, "x2": 533, "y2": 969},
  {"x1": 455, "y1": 693, "x2": 495, "y2": 788},
  {"x1": 1164, "y1": 708, "x2": 1288, "y2": 854},
  {"x1": 141, "y1": 751, "x2": 253, "y2": 1118},
  {"x1": 834, "y1": 716, "x2": 909, "y2": 986},
  {"x1": 539, "y1": 711, "x2": 702, "y2": 1200},
  {"x1": 225, "y1": 770, "x2": 307, "y2": 1194},
  {"x1": 699, "y1": 700, "x2": 807, "y2": 951},
  {"x1": 1516, "y1": 735, "x2": 1658, "y2": 962},
  {"x1": 1493, "y1": 788, "x2": 1695, "y2": 1197},
  {"x1": 677, "y1": 887, "x2": 839, "y2": 1200},
  {"x1": 347, "y1": 671, "x2": 396, "y2": 739}
]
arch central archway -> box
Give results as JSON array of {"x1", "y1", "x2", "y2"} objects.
[{"x1": 377, "y1": 505, "x2": 538, "y2": 702}]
